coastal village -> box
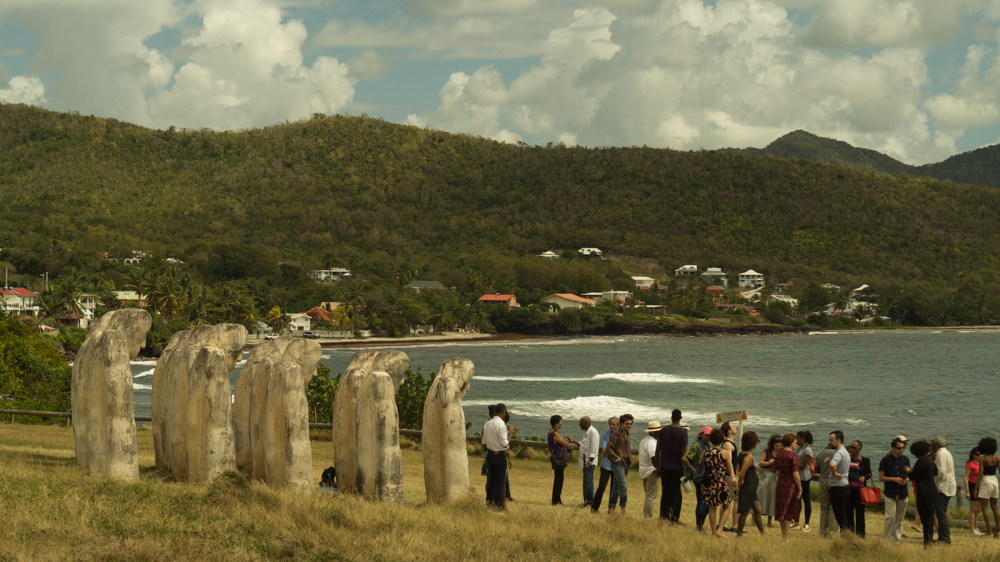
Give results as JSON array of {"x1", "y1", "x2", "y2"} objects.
[{"x1": 2, "y1": 246, "x2": 880, "y2": 337}]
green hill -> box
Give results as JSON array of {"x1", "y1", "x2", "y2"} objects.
[
  {"x1": 2, "y1": 102, "x2": 1000, "y2": 295},
  {"x1": 742, "y1": 130, "x2": 913, "y2": 175},
  {"x1": 742, "y1": 129, "x2": 1000, "y2": 188}
]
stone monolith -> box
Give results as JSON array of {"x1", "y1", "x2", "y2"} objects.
[
  {"x1": 332, "y1": 350, "x2": 409, "y2": 502},
  {"x1": 71, "y1": 309, "x2": 152, "y2": 480},
  {"x1": 233, "y1": 338, "x2": 321, "y2": 488},
  {"x1": 151, "y1": 324, "x2": 246, "y2": 483},
  {"x1": 422, "y1": 358, "x2": 475, "y2": 502}
]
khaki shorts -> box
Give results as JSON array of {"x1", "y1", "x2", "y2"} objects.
[{"x1": 979, "y1": 475, "x2": 999, "y2": 499}]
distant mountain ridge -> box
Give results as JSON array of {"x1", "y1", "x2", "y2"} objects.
[{"x1": 740, "y1": 130, "x2": 1000, "y2": 188}]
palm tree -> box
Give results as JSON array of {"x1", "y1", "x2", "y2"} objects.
[
  {"x1": 186, "y1": 285, "x2": 215, "y2": 326},
  {"x1": 832, "y1": 292, "x2": 850, "y2": 318},
  {"x1": 55, "y1": 270, "x2": 85, "y2": 316},
  {"x1": 265, "y1": 305, "x2": 287, "y2": 335},
  {"x1": 124, "y1": 266, "x2": 150, "y2": 309}
]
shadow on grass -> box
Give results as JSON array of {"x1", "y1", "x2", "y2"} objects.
[{"x1": 0, "y1": 451, "x2": 76, "y2": 469}]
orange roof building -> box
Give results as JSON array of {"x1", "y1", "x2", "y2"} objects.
[{"x1": 478, "y1": 294, "x2": 517, "y2": 307}]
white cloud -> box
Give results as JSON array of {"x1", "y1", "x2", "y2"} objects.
[
  {"x1": 0, "y1": 75, "x2": 45, "y2": 104},
  {"x1": 147, "y1": 0, "x2": 355, "y2": 129},
  {"x1": 0, "y1": 0, "x2": 355, "y2": 130},
  {"x1": 402, "y1": 0, "x2": 538, "y2": 18},
  {"x1": 786, "y1": 0, "x2": 978, "y2": 49},
  {"x1": 406, "y1": 0, "x2": 976, "y2": 164},
  {"x1": 346, "y1": 50, "x2": 398, "y2": 81}
]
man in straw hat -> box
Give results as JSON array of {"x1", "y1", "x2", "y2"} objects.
[{"x1": 639, "y1": 420, "x2": 662, "y2": 519}]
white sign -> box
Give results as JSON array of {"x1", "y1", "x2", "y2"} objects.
[{"x1": 716, "y1": 410, "x2": 749, "y2": 424}]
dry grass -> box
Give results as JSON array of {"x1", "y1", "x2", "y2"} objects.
[{"x1": 0, "y1": 423, "x2": 996, "y2": 561}]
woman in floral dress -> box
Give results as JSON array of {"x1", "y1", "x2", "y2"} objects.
[
  {"x1": 773, "y1": 433, "x2": 803, "y2": 541},
  {"x1": 703, "y1": 428, "x2": 737, "y2": 538}
]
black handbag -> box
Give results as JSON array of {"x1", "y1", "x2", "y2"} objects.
[
  {"x1": 692, "y1": 459, "x2": 707, "y2": 484},
  {"x1": 551, "y1": 455, "x2": 568, "y2": 470}
]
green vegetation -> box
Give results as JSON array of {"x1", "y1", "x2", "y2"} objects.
[
  {"x1": 305, "y1": 365, "x2": 433, "y2": 430},
  {"x1": 739, "y1": 129, "x2": 1000, "y2": 188},
  {"x1": 0, "y1": 317, "x2": 71, "y2": 413},
  {"x1": 2, "y1": 103, "x2": 1000, "y2": 331}
]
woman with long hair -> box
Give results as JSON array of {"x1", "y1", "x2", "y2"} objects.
[
  {"x1": 978, "y1": 437, "x2": 1000, "y2": 537},
  {"x1": 547, "y1": 415, "x2": 578, "y2": 506},
  {"x1": 735, "y1": 431, "x2": 765, "y2": 536},
  {"x1": 773, "y1": 433, "x2": 803, "y2": 541},
  {"x1": 758, "y1": 434, "x2": 782, "y2": 528},
  {"x1": 967, "y1": 447, "x2": 983, "y2": 535},
  {"x1": 703, "y1": 429, "x2": 738, "y2": 538},
  {"x1": 794, "y1": 431, "x2": 814, "y2": 532}
]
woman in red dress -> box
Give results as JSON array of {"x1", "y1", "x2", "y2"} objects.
[{"x1": 773, "y1": 433, "x2": 803, "y2": 541}]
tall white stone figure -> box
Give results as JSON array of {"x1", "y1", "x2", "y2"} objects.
[
  {"x1": 233, "y1": 338, "x2": 322, "y2": 488},
  {"x1": 332, "y1": 350, "x2": 409, "y2": 502},
  {"x1": 151, "y1": 324, "x2": 246, "y2": 483},
  {"x1": 422, "y1": 358, "x2": 475, "y2": 502},
  {"x1": 71, "y1": 309, "x2": 152, "y2": 481}
]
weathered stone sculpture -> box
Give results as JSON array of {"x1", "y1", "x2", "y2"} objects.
[
  {"x1": 422, "y1": 358, "x2": 475, "y2": 502},
  {"x1": 332, "y1": 350, "x2": 409, "y2": 502},
  {"x1": 71, "y1": 309, "x2": 152, "y2": 480},
  {"x1": 233, "y1": 338, "x2": 322, "y2": 488},
  {"x1": 151, "y1": 324, "x2": 246, "y2": 483}
]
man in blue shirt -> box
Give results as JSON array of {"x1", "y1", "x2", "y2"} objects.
[
  {"x1": 590, "y1": 417, "x2": 619, "y2": 513},
  {"x1": 878, "y1": 437, "x2": 911, "y2": 542}
]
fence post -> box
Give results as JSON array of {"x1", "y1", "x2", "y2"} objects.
[
  {"x1": 9, "y1": 413, "x2": 13, "y2": 424},
  {"x1": 957, "y1": 484, "x2": 964, "y2": 510}
]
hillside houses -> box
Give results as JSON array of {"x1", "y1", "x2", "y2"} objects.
[{"x1": 0, "y1": 287, "x2": 38, "y2": 317}]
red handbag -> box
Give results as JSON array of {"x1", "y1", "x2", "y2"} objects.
[{"x1": 859, "y1": 482, "x2": 882, "y2": 505}]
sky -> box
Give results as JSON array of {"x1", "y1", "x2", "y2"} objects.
[{"x1": 3, "y1": 1, "x2": 1000, "y2": 165}]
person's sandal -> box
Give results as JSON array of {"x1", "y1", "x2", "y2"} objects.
[{"x1": 802, "y1": 525, "x2": 811, "y2": 532}]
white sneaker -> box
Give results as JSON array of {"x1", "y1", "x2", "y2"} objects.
[{"x1": 972, "y1": 529, "x2": 985, "y2": 536}]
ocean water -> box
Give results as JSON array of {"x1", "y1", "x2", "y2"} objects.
[{"x1": 131, "y1": 330, "x2": 1000, "y2": 480}]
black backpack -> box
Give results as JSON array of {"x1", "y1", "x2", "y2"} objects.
[{"x1": 320, "y1": 466, "x2": 337, "y2": 488}]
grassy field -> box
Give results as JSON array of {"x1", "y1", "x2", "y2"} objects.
[{"x1": 0, "y1": 423, "x2": 995, "y2": 561}]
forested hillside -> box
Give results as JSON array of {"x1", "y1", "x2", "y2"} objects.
[
  {"x1": 741, "y1": 130, "x2": 1000, "y2": 188},
  {"x1": 2, "y1": 102, "x2": 1000, "y2": 294}
]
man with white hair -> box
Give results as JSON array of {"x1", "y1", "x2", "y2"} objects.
[{"x1": 931, "y1": 436, "x2": 955, "y2": 544}]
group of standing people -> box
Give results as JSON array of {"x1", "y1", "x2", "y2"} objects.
[{"x1": 490, "y1": 405, "x2": 991, "y2": 546}]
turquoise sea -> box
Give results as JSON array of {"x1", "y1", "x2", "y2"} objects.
[{"x1": 131, "y1": 330, "x2": 1000, "y2": 487}]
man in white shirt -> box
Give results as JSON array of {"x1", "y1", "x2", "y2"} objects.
[
  {"x1": 931, "y1": 436, "x2": 955, "y2": 544},
  {"x1": 482, "y1": 403, "x2": 510, "y2": 510},
  {"x1": 639, "y1": 421, "x2": 661, "y2": 520},
  {"x1": 578, "y1": 416, "x2": 600, "y2": 508},
  {"x1": 827, "y1": 430, "x2": 851, "y2": 533}
]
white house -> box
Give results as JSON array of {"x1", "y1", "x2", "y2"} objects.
[
  {"x1": 77, "y1": 293, "x2": 98, "y2": 313},
  {"x1": 738, "y1": 269, "x2": 764, "y2": 287},
  {"x1": 310, "y1": 268, "x2": 351, "y2": 282},
  {"x1": 675, "y1": 265, "x2": 698, "y2": 276},
  {"x1": 578, "y1": 247, "x2": 603, "y2": 258},
  {"x1": 1, "y1": 287, "x2": 39, "y2": 317},
  {"x1": 631, "y1": 276, "x2": 655, "y2": 289},
  {"x1": 537, "y1": 250, "x2": 560, "y2": 260},
  {"x1": 541, "y1": 293, "x2": 596, "y2": 309},
  {"x1": 287, "y1": 313, "x2": 311, "y2": 332},
  {"x1": 851, "y1": 284, "x2": 870, "y2": 298},
  {"x1": 701, "y1": 267, "x2": 728, "y2": 288},
  {"x1": 771, "y1": 294, "x2": 800, "y2": 307},
  {"x1": 600, "y1": 290, "x2": 631, "y2": 302}
]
